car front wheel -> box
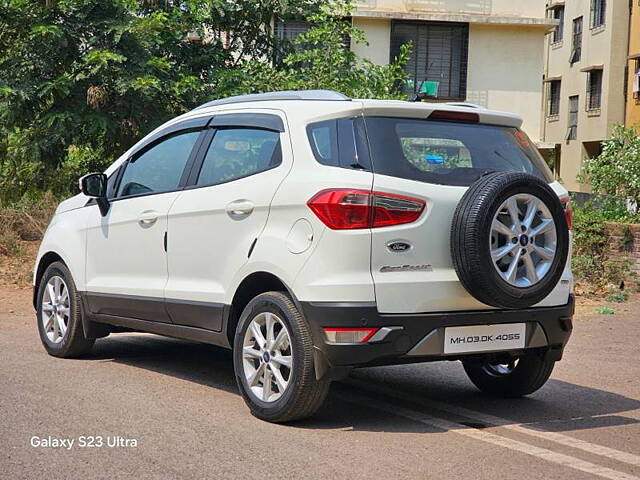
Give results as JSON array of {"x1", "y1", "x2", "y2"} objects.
[
  {"x1": 233, "y1": 291, "x2": 329, "y2": 423},
  {"x1": 36, "y1": 261, "x2": 95, "y2": 358}
]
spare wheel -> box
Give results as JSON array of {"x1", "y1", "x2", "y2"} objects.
[{"x1": 450, "y1": 172, "x2": 569, "y2": 309}]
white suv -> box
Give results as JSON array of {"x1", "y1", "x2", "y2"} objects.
[{"x1": 34, "y1": 90, "x2": 574, "y2": 422}]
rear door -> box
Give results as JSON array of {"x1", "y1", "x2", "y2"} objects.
[
  {"x1": 365, "y1": 115, "x2": 557, "y2": 313},
  {"x1": 164, "y1": 112, "x2": 290, "y2": 331}
]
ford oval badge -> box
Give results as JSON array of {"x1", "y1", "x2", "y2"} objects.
[{"x1": 387, "y1": 241, "x2": 411, "y2": 253}]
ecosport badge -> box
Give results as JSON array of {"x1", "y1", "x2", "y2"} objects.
[{"x1": 380, "y1": 264, "x2": 433, "y2": 273}]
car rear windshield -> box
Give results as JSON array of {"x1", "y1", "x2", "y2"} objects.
[{"x1": 362, "y1": 116, "x2": 554, "y2": 186}]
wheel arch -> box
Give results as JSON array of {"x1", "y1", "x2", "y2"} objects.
[
  {"x1": 33, "y1": 251, "x2": 66, "y2": 309},
  {"x1": 226, "y1": 271, "x2": 300, "y2": 347}
]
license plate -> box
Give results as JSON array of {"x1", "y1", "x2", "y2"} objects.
[{"x1": 443, "y1": 323, "x2": 526, "y2": 354}]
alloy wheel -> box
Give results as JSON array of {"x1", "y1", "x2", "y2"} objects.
[
  {"x1": 483, "y1": 358, "x2": 520, "y2": 377},
  {"x1": 41, "y1": 275, "x2": 70, "y2": 344},
  {"x1": 242, "y1": 312, "x2": 293, "y2": 403},
  {"x1": 490, "y1": 193, "x2": 557, "y2": 287}
]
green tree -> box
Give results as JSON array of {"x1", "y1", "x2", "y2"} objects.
[
  {"x1": 580, "y1": 125, "x2": 640, "y2": 209},
  {"x1": 0, "y1": 0, "x2": 211, "y2": 200},
  {"x1": 224, "y1": 2, "x2": 410, "y2": 99},
  {"x1": 0, "y1": 0, "x2": 408, "y2": 202}
]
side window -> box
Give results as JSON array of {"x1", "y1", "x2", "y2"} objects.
[
  {"x1": 196, "y1": 128, "x2": 281, "y2": 186},
  {"x1": 306, "y1": 117, "x2": 371, "y2": 170},
  {"x1": 308, "y1": 120, "x2": 338, "y2": 166},
  {"x1": 117, "y1": 131, "x2": 200, "y2": 198}
]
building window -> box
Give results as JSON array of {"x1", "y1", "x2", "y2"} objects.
[
  {"x1": 552, "y1": 7, "x2": 564, "y2": 43},
  {"x1": 547, "y1": 80, "x2": 561, "y2": 117},
  {"x1": 390, "y1": 21, "x2": 469, "y2": 100},
  {"x1": 590, "y1": 0, "x2": 606, "y2": 29},
  {"x1": 275, "y1": 20, "x2": 311, "y2": 42},
  {"x1": 633, "y1": 59, "x2": 640, "y2": 102},
  {"x1": 570, "y1": 17, "x2": 583, "y2": 64},
  {"x1": 273, "y1": 20, "x2": 310, "y2": 64},
  {"x1": 586, "y1": 69, "x2": 603, "y2": 112},
  {"x1": 553, "y1": 144, "x2": 561, "y2": 179},
  {"x1": 567, "y1": 95, "x2": 579, "y2": 141},
  {"x1": 274, "y1": 17, "x2": 351, "y2": 63}
]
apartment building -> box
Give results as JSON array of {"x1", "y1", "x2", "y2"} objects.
[
  {"x1": 626, "y1": 0, "x2": 640, "y2": 130},
  {"x1": 277, "y1": 1, "x2": 556, "y2": 145},
  {"x1": 542, "y1": 0, "x2": 630, "y2": 192}
]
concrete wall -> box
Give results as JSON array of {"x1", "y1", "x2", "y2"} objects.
[
  {"x1": 351, "y1": 17, "x2": 392, "y2": 65},
  {"x1": 626, "y1": 0, "x2": 640, "y2": 130},
  {"x1": 350, "y1": 2, "x2": 551, "y2": 143},
  {"x1": 542, "y1": 0, "x2": 629, "y2": 192},
  {"x1": 467, "y1": 24, "x2": 545, "y2": 141},
  {"x1": 352, "y1": 18, "x2": 547, "y2": 142}
]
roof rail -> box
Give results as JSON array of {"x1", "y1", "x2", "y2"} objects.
[
  {"x1": 444, "y1": 102, "x2": 483, "y2": 109},
  {"x1": 194, "y1": 90, "x2": 351, "y2": 110}
]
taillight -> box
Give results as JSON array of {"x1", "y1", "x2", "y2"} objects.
[
  {"x1": 307, "y1": 189, "x2": 426, "y2": 230},
  {"x1": 372, "y1": 192, "x2": 426, "y2": 227},
  {"x1": 560, "y1": 197, "x2": 572, "y2": 229},
  {"x1": 307, "y1": 189, "x2": 371, "y2": 229}
]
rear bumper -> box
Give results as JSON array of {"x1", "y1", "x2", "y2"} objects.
[{"x1": 300, "y1": 295, "x2": 574, "y2": 370}]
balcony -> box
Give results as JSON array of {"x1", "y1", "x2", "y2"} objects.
[
  {"x1": 403, "y1": 0, "x2": 492, "y2": 15},
  {"x1": 352, "y1": 1, "x2": 555, "y2": 27}
]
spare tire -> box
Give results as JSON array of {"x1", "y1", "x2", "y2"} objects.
[{"x1": 451, "y1": 172, "x2": 569, "y2": 309}]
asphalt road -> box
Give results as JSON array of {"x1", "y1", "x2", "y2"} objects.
[{"x1": 2, "y1": 287, "x2": 639, "y2": 480}]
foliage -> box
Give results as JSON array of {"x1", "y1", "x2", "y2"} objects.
[
  {"x1": 596, "y1": 306, "x2": 615, "y2": 315},
  {"x1": 577, "y1": 196, "x2": 640, "y2": 223},
  {"x1": 0, "y1": 0, "x2": 409, "y2": 203},
  {"x1": 605, "y1": 289, "x2": 628, "y2": 303},
  {"x1": 219, "y1": 2, "x2": 410, "y2": 99},
  {"x1": 580, "y1": 125, "x2": 640, "y2": 209},
  {"x1": 571, "y1": 200, "x2": 633, "y2": 294},
  {"x1": 0, "y1": 193, "x2": 57, "y2": 256}
]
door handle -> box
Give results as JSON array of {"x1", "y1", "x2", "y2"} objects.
[
  {"x1": 138, "y1": 210, "x2": 159, "y2": 226},
  {"x1": 226, "y1": 200, "x2": 254, "y2": 219}
]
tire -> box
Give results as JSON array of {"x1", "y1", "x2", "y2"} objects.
[
  {"x1": 233, "y1": 291, "x2": 330, "y2": 423},
  {"x1": 451, "y1": 172, "x2": 569, "y2": 309},
  {"x1": 462, "y1": 354, "x2": 555, "y2": 397},
  {"x1": 36, "y1": 261, "x2": 95, "y2": 358}
]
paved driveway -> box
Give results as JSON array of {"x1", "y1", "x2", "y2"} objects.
[{"x1": 1, "y1": 288, "x2": 639, "y2": 479}]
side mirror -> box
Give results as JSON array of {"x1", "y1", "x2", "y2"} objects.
[
  {"x1": 79, "y1": 172, "x2": 107, "y2": 197},
  {"x1": 79, "y1": 173, "x2": 110, "y2": 216}
]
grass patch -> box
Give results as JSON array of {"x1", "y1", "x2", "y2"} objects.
[
  {"x1": 605, "y1": 290, "x2": 629, "y2": 303},
  {"x1": 596, "y1": 306, "x2": 615, "y2": 315},
  {"x1": 0, "y1": 194, "x2": 58, "y2": 286}
]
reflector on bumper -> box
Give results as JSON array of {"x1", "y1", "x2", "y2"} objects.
[{"x1": 323, "y1": 327, "x2": 379, "y2": 344}]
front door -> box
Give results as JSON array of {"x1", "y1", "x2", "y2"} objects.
[{"x1": 84, "y1": 129, "x2": 202, "y2": 322}]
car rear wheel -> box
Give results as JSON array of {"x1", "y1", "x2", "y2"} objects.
[
  {"x1": 233, "y1": 291, "x2": 329, "y2": 423},
  {"x1": 36, "y1": 261, "x2": 95, "y2": 357},
  {"x1": 462, "y1": 353, "x2": 555, "y2": 397}
]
